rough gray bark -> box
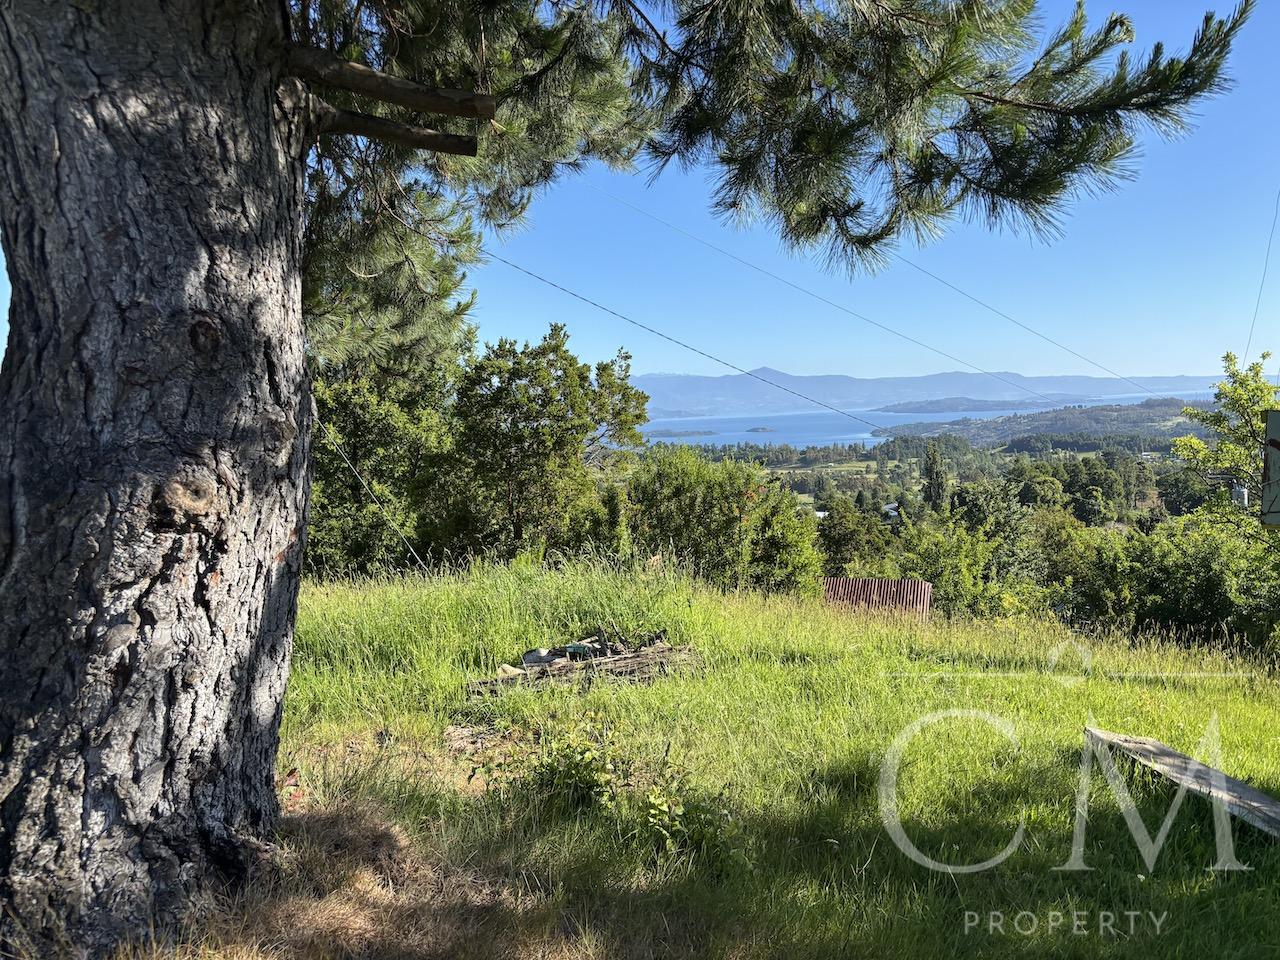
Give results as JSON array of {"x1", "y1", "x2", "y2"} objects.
[{"x1": 0, "y1": 2, "x2": 311, "y2": 955}]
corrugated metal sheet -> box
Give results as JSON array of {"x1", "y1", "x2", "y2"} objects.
[{"x1": 823, "y1": 577, "x2": 932, "y2": 620}]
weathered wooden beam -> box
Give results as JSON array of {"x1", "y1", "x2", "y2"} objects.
[
  {"x1": 288, "y1": 45, "x2": 496, "y2": 120},
  {"x1": 1087, "y1": 727, "x2": 1280, "y2": 838},
  {"x1": 315, "y1": 102, "x2": 478, "y2": 156}
]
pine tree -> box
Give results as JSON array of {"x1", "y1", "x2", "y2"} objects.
[
  {"x1": 450, "y1": 325, "x2": 647, "y2": 555},
  {"x1": 0, "y1": 1, "x2": 1253, "y2": 953},
  {"x1": 923, "y1": 441, "x2": 949, "y2": 512}
]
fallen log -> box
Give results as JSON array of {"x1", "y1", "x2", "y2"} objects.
[{"x1": 1086, "y1": 726, "x2": 1280, "y2": 839}]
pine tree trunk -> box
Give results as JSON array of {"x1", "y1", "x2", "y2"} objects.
[{"x1": 0, "y1": 3, "x2": 310, "y2": 955}]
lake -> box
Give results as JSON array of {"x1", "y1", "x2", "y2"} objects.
[{"x1": 640, "y1": 392, "x2": 1216, "y2": 448}]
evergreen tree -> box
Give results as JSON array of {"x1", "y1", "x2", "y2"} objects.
[
  {"x1": 0, "y1": 0, "x2": 1253, "y2": 950},
  {"x1": 307, "y1": 370, "x2": 453, "y2": 575},
  {"x1": 627, "y1": 447, "x2": 822, "y2": 593},
  {"x1": 922, "y1": 441, "x2": 949, "y2": 512},
  {"x1": 451, "y1": 325, "x2": 647, "y2": 556},
  {"x1": 818, "y1": 493, "x2": 892, "y2": 576}
]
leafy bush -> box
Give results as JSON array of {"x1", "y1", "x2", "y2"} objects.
[
  {"x1": 525, "y1": 716, "x2": 622, "y2": 812},
  {"x1": 639, "y1": 765, "x2": 752, "y2": 872},
  {"x1": 627, "y1": 446, "x2": 822, "y2": 595}
]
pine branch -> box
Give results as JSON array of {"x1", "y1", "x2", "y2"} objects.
[
  {"x1": 288, "y1": 45, "x2": 496, "y2": 119},
  {"x1": 315, "y1": 100, "x2": 478, "y2": 155}
]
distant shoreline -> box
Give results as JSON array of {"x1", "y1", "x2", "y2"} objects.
[{"x1": 872, "y1": 396, "x2": 1072, "y2": 414}]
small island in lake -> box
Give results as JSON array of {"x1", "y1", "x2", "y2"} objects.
[{"x1": 746, "y1": 426, "x2": 776, "y2": 433}]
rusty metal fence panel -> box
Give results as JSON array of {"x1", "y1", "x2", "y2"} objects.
[{"x1": 823, "y1": 577, "x2": 932, "y2": 620}]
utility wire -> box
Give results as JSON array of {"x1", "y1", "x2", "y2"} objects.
[
  {"x1": 1245, "y1": 186, "x2": 1280, "y2": 364},
  {"x1": 886, "y1": 253, "x2": 1157, "y2": 397},
  {"x1": 488, "y1": 254, "x2": 1174, "y2": 521},
  {"x1": 317, "y1": 417, "x2": 429, "y2": 572},
  {"x1": 582, "y1": 184, "x2": 1062, "y2": 405},
  {"x1": 488, "y1": 253, "x2": 891, "y2": 433}
]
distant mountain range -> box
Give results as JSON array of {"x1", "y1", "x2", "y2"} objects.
[{"x1": 634, "y1": 368, "x2": 1220, "y2": 418}]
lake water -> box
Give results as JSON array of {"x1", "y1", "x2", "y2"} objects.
[{"x1": 641, "y1": 392, "x2": 1216, "y2": 448}]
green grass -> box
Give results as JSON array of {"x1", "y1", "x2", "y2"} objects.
[{"x1": 278, "y1": 561, "x2": 1280, "y2": 959}]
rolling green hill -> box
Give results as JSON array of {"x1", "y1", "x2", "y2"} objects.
[{"x1": 875, "y1": 397, "x2": 1211, "y2": 447}]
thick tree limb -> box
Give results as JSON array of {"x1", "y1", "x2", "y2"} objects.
[
  {"x1": 287, "y1": 45, "x2": 496, "y2": 120},
  {"x1": 315, "y1": 101, "x2": 477, "y2": 156}
]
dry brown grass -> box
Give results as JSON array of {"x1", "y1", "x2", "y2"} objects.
[{"x1": 118, "y1": 800, "x2": 566, "y2": 960}]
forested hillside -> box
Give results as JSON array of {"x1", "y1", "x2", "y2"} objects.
[{"x1": 875, "y1": 397, "x2": 1211, "y2": 449}]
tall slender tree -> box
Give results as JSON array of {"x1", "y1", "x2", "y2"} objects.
[
  {"x1": 0, "y1": 0, "x2": 1252, "y2": 953},
  {"x1": 922, "y1": 440, "x2": 949, "y2": 512}
]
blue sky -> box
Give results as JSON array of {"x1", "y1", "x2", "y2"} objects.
[{"x1": 2, "y1": 1, "x2": 1276, "y2": 379}]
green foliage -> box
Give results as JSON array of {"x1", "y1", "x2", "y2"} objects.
[
  {"x1": 921, "y1": 441, "x2": 948, "y2": 512},
  {"x1": 816, "y1": 494, "x2": 891, "y2": 577},
  {"x1": 778, "y1": 368, "x2": 1280, "y2": 640},
  {"x1": 856, "y1": 517, "x2": 1041, "y2": 618},
  {"x1": 1157, "y1": 467, "x2": 1210, "y2": 516},
  {"x1": 307, "y1": 372, "x2": 452, "y2": 575},
  {"x1": 1130, "y1": 515, "x2": 1276, "y2": 639},
  {"x1": 297, "y1": 0, "x2": 650, "y2": 371},
  {"x1": 592, "y1": 481, "x2": 633, "y2": 559},
  {"x1": 309, "y1": 324, "x2": 648, "y2": 571},
  {"x1": 1175, "y1": 350, "x2": 1280, "y2": 527},
  {"x1": 450, "y1": 324, "x2": 648, "y2": 557},
  {"x1": 640, "y1": 765, "x2": 750, "y2": 871},
  {"x1": 1018, "y1": 473, "x2": 1066, "y2": 509},
  {"x1": 304, "y1": 190, "x2": 480, "y2": 372},
  {"x1": 643, "y1": 0, "x2": 1252, "y2": 266},
  {"x1": 297, "y1": 0, "x2": 1252, "y2": 377},
  {"x1": 627, "y1": 447, "x2": 822, "y2": 595},
  {"x1": 524, "y1": 715, "x2": 622, "y2": 813}
]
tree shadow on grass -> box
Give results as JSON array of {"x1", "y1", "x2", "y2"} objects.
[
  {"x1": 183, "y1": 744, "x2": 1280, "y2": 960},
  {"x1": 185, "y1": 806, "x2": 535, "y2": 960}
]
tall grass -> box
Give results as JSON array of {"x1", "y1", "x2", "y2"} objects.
[{"x1": 210, "y1": 561, "x2": 1280, "y2": 958}]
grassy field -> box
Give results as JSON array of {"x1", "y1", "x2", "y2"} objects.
[{"x1": 164, "y1": 562, "x2": 1280, "y2": 958}]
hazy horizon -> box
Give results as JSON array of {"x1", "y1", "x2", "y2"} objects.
[{"x1": 631, "y1": 365, "x2": 1222, "y2": 380}]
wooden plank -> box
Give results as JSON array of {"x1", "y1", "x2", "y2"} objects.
[{"x1": 1086, "y1": 727, "x2": 1280, "y2": 838}]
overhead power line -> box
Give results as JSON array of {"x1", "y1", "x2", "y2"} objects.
[
  {"x1": 317, "y1": 418, "x2": 429, "y2": 572},
  {"x1": 1244, "y1": 186, "x2": 1280, "y2": 364},
  {"x1": 585, "y1": 182, "x2": 1161, "y2": 400},
  {"x1": 487, "y1": 258, "x2": 1171, "y2": 518},
  {"x1": 885, "y1": 254, "x2": 1157, "y2": 397},
  {"x1": 488, "y1": 253, "x2": 890, "y2": 433},
  {"x1": 582, "y1": 183, "x2": 1061, "y2": 405}
]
